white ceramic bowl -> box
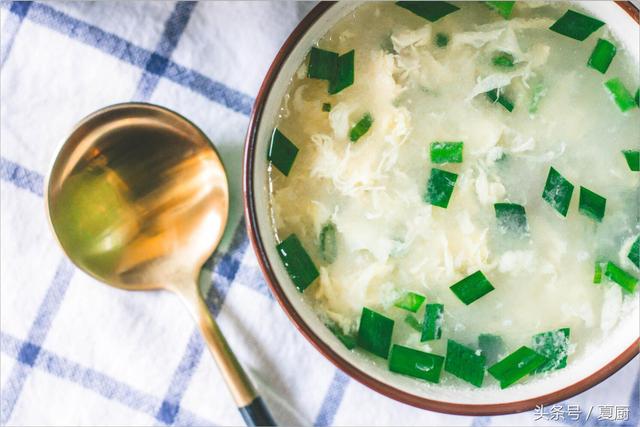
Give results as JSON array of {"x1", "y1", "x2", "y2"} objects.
[{"x1": 244, "y1": 1, "x2": 640, "y2": 414}]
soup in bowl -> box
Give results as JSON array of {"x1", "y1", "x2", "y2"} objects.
[{"x1": 244, "y1": 0, "x2": 639, "y2": 414}]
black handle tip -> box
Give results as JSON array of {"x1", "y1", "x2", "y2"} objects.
[{"x1": 239, "y1": 397, "x2": 276, "y2": 426}]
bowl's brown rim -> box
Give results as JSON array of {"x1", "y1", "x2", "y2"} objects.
[{"x1": 243, "y1": 0, "x2": 640, "y2": 416}]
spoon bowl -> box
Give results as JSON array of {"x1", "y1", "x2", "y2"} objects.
[
  {"x1": 46, "y1": 103, "x2": 228, "y2": 290},
  {"x1": 46, "y1": 103, "x2": 275, "y2": 426}
]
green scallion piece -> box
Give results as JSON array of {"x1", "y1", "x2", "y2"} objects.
[
  {"x1": 478, "y1": 334, "x2": 505, "y2": 366},
  {"x1": 268, "y1": 129, "x2": 299, "y2": 176},
  {"x1": 322, "y1": 103, "x2": 332, "y2": 112},
  {"x1": 488, "y1": 346, "x2": 548, "y2": 389},
  {"x1": 396, "y1": 1, "x2": 459, "y2": 22},
  {"x1": 395, "y1": 292, "x2": 426, "y2": 313},
  {"x1": 436, "y1": 32, "x2": 449, "y2": 48},
  {"x1": 450, "y1": 271, "x2": 495, "y2": 305},
  {"x1": 308, "y1": 47, "x2": 354, "y2": 95},
  {"x1": 629, "y1": 236, "x2": 639, "y2": 269},
  {"x1": 381, "y1": 34, "x2": 395, "y2": 54},
  {"x1": 604, "y1": 78, "x2": 637, "y2": 112},
  {"x1": 329, "y1": 50, "x2": 354, "y2": 95},
  {"x1": 485, "y1": 1, "x2": 515, "y2": 19},
  {"x1": 492, "y1": 52, "x2": 515, "y2": 68},
  {"x1": 327, "y1": 323, "x2": 356, "y2": 350},
  {"x1": 623, "y1": 150, "x2": 640, "y2": 172},
  {"x1": 445, "y1": 339, "x2": 486, "y2": 387},
  {"x1": 593, "y1": 261, "x2": 605, "y2": 283},
  {"x1": 357, "y1": 307, "x2": 394, "y2": 358},
  {"x1": 587, "y1": 39, "x2": 616, "y2": 74},
  {"x1": 532, "y1": 328, "x2": 570, "y2": 373},
  {"x1": 388, "y1": 344, "x2": 445, "y2": 383},
  {"x1": 421, "y1": 303, "x2": 444, "y2": 341},
  {"x1": 430, "y1": 142, "x2": 463, "y2": 164},
  {"x1": 276, "y1": 234, "x2": 319, "y2": 292},
  {"x1": 578, "y1": 186, "x2": 606, "y2": 222},
  {"x1": 319, "y1": 222, "x2": 337, "y2": 264},
  {"x1": 542, "y1": 167, "x2": 574, "y2": 217},
  {"x1": 308, "y1": 47, "x2": 338, "y2": 81},
  {"x1": 424, "y1": 168, "x2": 458, "y2": 208},
  {"x1": 604, "y1": 261, "x2": 638, "y2": 293},
  {"x1": 529, "y1": 84, "x2": 546, "y2": 114},
  {"x1": 636, "y1": 88, "x2": 639, "y2": 107},
  {"x1": 404, "y1": 314, "x2": 422, "y2": 332},
  {"x1": 486, "y1": 88, "x2": 514, "y2": 112},
  {"x1": 549, "y1": 10, "x2": 605, "y2": 41},
  {"x1": 494, "y1": 203, "x2": 528, "y2": 234},
  {"x1": 349, "y1": 113, "x2": 373, "y2": 142}
]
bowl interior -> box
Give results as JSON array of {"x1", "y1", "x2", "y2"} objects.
[{"x1": 246, "y1": 1, "x2": 639, "y2": 412}]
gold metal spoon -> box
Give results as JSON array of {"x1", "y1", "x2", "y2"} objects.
[{"x1": 45, "y1": 103, "x2": 275, "y2": 426}]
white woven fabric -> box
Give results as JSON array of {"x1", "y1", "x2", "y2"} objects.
[{"x1": 0, "y1": 2, "x2": 637, "y2": 426}]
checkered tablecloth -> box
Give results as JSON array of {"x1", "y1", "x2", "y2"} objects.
[{"x1": 0, "y1": 1, "x2": 638, "y2": 426}]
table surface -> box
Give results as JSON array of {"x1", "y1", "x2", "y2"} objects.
[{"x1": 0, "y1": 1, "x2": 637, "y2": 426}]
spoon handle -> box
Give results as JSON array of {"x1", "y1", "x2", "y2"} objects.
[
  {"x1": 180, "y1": 286, "x2": 276, "y2": 426},
  {"x1": 239, "y1": 396, "x2": 277, "y2": 427}
]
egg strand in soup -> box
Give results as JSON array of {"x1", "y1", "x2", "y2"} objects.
[{"x1": 268, "y1": 1, "x2": 639, "y2": 389}]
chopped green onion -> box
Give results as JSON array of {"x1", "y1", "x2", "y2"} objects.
[
  {"x1": 276, "y1": 234, "x2": 319, "y2": 292},
  {"x1": 593, "y1": 261, "x2": 605, "y2": 283},
  {"x1": 430, "y1": 142, "x2": 463, "y2": 164},
  {"x1": 445, "y1": 340, "x2": 486, "y2": 387},
  {"x1": 395, "y1": 292, "x2": 426, "y2": 313},
  {"x1": 485, "y1": 1, "x2": 515, "y2": 19},
  {"x1": 421, "y1": 303, "x2": 444, "y2": 341},
  {"x1": 319, "y1": 222, "x2": 337, "y2": 264},
  {"x1": 486, "y1": 88, "x2": 514, "y2": 112},
  {"x1": 349, "y1": 113, "x2": 373, "y2": 142},
  {"x1": 478, "y1": 334, "x2": 505, "y2": 366},
  {"x1": 435, "y1": 32, "x2": 449, "y2": 48},
  {"x1": 629, "y1": 236, "x2": 639, "y2": 269},
  {"x1": 424, "y1": 168, "x2": 458, "y2": 208},
  {"x1": 322, "y1": 103, "x2": 332, "y2": 112},
  {"x1": 532, "y1": 328, "x2": 570, "y2": 373},
  {"x1": 268, "y1": 129, "x2": 299, "y2": 176},
  {"x1": 488, "y1": 346, "x2": 548, "y2": 389},
  {"x1": 494, "y1": 203, "x2": 528, "y2": 234},
  {"x1": 381, "y1": 34, "x2": 395, "y2": 54},
  {"x1": 604, "y1": 261, "x2": 638, "y2": 293},
  {"x1": 578, "y1": 186, "x2": 606, "y2": 222},
  {"x1": 587, "y1": 39, "x2": 616, "y2": 74},
  {"x1": 327, "y1": 322, "x2": 356, "y2": 350},
  {"x1": 329, "y1": 50, "x2": 355, "y2": 95},
  {"x1": 492, "y1": 52, "x2": 515, "y2": 68},
  {"x1": 549, "y1": 10, "x2": 605, "y2": 41},
  {"x1": 450, "y1": 271, "x2": 495, "y2": 305},
  {"x1": 396, "y1": 1, "x2": 459, "y2": 22},
  {"x1": 308, "y1": 47, "x2": 354, "y2": 95},
  {"x1": 542, "y1": 167, "x2": 574, "y2": 217},
  {"x1": 308, "y1": 47, "x2": 338, "y2": 81},
  {"x1": 357, "y1": 307, "x2": 394, "y2": 358},
  {"x1": 623, "y1": 150, "x2": 640, "y2": 172},
  {"x1": 604, "y1": 78, "x2": 637, "y2": 112},
  {"x1": 388, "y1": 344, "x2": 445, "y2": 383},
  {"x1": 529, "y1": 84, "x2": 547, "y2": 114},
  {"x1": 636, "y1": 88, "x2": 639, "y2": 107},
  {"x1": 404, "y1": 314, "x2": 422, "y2": 332}
]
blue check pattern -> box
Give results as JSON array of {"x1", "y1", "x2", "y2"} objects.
[{"x1": 0, "y1": 2, "x2": 637, "y2": 426}]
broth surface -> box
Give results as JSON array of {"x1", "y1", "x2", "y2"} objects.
[{"x1": 269, "y1": 1, "x2": 639, "y2": 388}]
